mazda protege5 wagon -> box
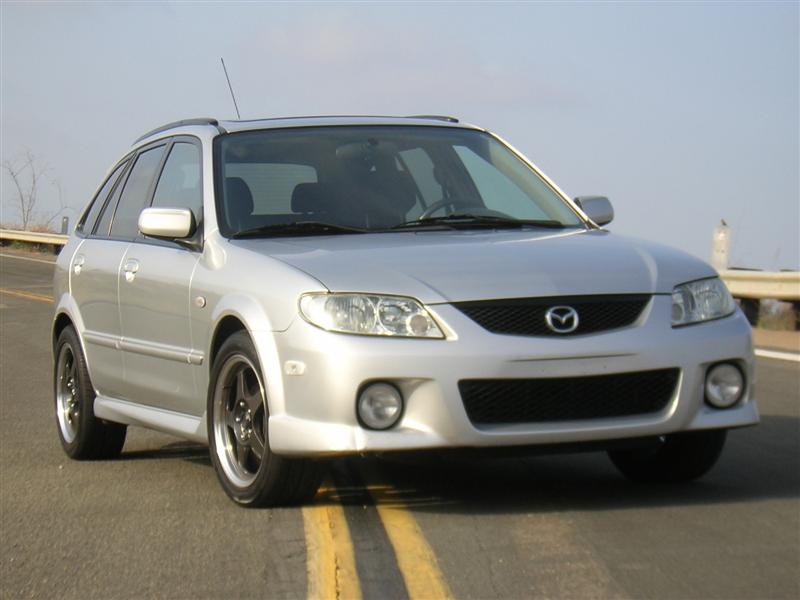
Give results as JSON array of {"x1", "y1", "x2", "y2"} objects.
[{"x1": 52, "y1": 115, "x2": 758, "y2": 506}]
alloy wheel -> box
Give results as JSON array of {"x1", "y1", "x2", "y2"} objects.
[
  {"x1": 56, "y1": 344, "x2": 80, "y2": 443},
  {"x1": 212, "y1": 354, "x2": 267, "y2": 488}
]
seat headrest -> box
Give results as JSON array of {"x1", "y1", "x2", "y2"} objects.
[
  {"x1": 292, "y1": 182, "x2": 336, "y2": 213},
  {"x1": 225, "y1": 177, "x2": 253, "y2": 214}
]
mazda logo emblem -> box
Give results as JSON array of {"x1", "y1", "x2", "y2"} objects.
[{"x1": 544, "y1": 306, "x2": 579, "y2": 334}]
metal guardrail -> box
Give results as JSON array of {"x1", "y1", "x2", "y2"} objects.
[
  {"x1": 720, "y1": 269, "x2": 800, "y2": 302},
  {"x1": 0, "y1": 228, "x2": 68, "y2": 246},
  {"x1": 0, "y1": 228, "x2": 798, "y2": 301}
]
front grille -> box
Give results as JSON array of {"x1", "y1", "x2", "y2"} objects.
[
  {"x1": 453, "y1": 295, "x2": 650, "y2": 336},
  {"x1": 459, "y1": 369, "x2": 680, "y2": 426}
]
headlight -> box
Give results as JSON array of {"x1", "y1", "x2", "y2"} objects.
[
  {"x1": 299, "y1": 293, "x2": 445, "y2": 338},
  {"x1": 671, "y1": 277, "x2": 736, "y2": 327}
]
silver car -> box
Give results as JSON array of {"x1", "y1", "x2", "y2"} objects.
[{"x1": 52, "y1": 116, "x2": 758, "y2": 506}]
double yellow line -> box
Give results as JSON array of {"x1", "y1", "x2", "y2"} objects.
[
  {"x1": 1, "y1": 283, "x2": 450, "y2": 598},
  {"x1": 302, "y1": 488, "x2": 362, "y2": 600},
  {"x1": 302, "y1": 473, "x2": 452, "y2": 600}
]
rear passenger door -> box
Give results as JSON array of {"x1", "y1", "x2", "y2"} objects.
[
  {"x1": 117, "y1": 138, "x2": 204, "y2": 415},
  {"x1": 70, "y1": 158, "x2": 132, "y2": 399},
  {"x1": 91, "y1": 142, "x2": 167, "y2": 399}
]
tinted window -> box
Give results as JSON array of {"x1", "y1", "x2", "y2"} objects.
[
  {"x1": 109, "y1": 146, "x2": 164, "y2": 239},
  {"x1": 398, "y1": 147, "x2": 441, "y2": 215},
  {"x1": 224, "y1": 163, "x2": 317, "y2": 215},
  {"x1": 399, "y1": 148, "x2": 441, "y2": 205},
  {"x1": 216, "y1": 127, "x2": 583, "y2": 235},
  {"x1": 454, "y1": 146, "x2": 550, "y2": 220},
  {"x1": 152, "y1": 142, "x2": 203, "y2": 223},
  {"x1": 94, "y1": 165, "x2": 127, "y2": 236},
  {"x1": 79, "y1": 159, "x2": 129, "y2": 234}
]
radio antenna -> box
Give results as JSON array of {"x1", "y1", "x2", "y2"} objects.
[{"x1": 220, "y1": 58, "x2": 241, "y2": 119}]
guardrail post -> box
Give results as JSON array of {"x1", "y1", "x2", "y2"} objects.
[{"x1": 711, "y1": 221, "x2": 730, "y2": 271}]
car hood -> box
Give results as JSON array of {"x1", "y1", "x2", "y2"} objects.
[{"x1": 232, "y1": 229, "x2": 716, "y2": 303}]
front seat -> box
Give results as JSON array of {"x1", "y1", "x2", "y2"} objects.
[{"x1": 225, "y1": 177, "x2": 254, "y2": 232}]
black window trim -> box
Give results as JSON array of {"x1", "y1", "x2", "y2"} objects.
[
  {"x1": 102, "y1": 141, "x2": 169, "y2": 243},
  {"x1": 135, "y1": 135, "x2": 205, "y2": 253},
  {"x1": 83, "y1": 142, "x2": 167, "y2": 241},
  {"x1": 83, "y1": 137, "x2": 206, "y2": 253},
  {"x1": 82, "y1": 137, "x2": 206, "y2": 249},
  {"x1": 76, "y1": 154, "x2": 134, "y2": 239}
]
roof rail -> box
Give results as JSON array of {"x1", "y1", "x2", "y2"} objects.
[
  {"x1": 133, "y1": 118, "x2": 221, "y2": 144},
  {"x1": 406, "y1": 114, "x2": 460, "y2": 123},
  {"x1": 223, "y1": 114, "x2": 463, "y2": 124}
]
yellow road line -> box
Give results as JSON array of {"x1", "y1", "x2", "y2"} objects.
[
  {"x1": 364, "y1": 467, "x2": 453, "y2": 600},
  {"x1": 302, "y1": 484, "x2": 362, "y2": 600},
  {"x1": 0, "y1": 252, "x2": 57, "y2": 265},
  {"x1": 0, "y1": 287, "x2": 53, "y2": 303}
]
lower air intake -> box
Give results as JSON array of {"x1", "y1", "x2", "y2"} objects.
[{"x1": 459, "y1": 369, "x2": 680, "y2": 426}]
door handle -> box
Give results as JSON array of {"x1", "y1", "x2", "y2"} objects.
[
  {"x1": 123, "y1": 258, "x2": 140, "y2": 283},
  {"x1": 72, "y1": 254, "x2": 85, "y2": 275}
]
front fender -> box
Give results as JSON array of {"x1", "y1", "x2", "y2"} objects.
[{"x1": 202, "y1": 295, "x2": 294, "y2": 421}]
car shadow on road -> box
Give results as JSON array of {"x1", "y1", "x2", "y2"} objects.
[
  {"x1": 113, "y1": 415, "x2": 798, "y2": 514},
  {"x1": 121, "y1": 440, "x2": 210, "y2": 463},
  {"x1": 334, "y1": 414, "x2": 800, "y2": 514}
]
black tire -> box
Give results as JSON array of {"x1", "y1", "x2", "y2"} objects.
[
  {"x1": 54, "y1": 325, "x2": 127, "y2": 459},
  {"x1": 207, "y1": 331, "x2": 326, "y2": 507},
  {"x1": 608, "y1": 429, "x2": 727, "y2": 483}
]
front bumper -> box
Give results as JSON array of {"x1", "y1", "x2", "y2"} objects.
[{"x1": 257, "y1": 296, "x2": 758, "y2": 456}]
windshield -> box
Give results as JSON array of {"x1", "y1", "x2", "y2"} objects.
[{"x1": 214, "y1": 126, "x2": 585, "y2": 236}]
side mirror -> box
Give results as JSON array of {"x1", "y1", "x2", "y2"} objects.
[
  {"x1": 574, "y1": 196, "x2": 614, "y2": 226},
  {"x1": 138, "y1": 207, "x2": 195, "y2": 239}
]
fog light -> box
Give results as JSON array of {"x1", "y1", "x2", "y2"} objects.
[
  {"x1": 357, "y1": 383, "x2": 403, "y2": 430},
  {"x1": 705, "y1": 363, "x2": 744, "y2": 408}
]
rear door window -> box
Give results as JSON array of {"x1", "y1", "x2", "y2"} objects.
[
  {"x1": 79, "y1": 159, "x2": 130, "y2": 235},
  {"x1": 108, "y1": 146, "x2": 165, "y2": 239},
  {"x1": 94, "y1": 166, "x2": 127, "y2": 237}
]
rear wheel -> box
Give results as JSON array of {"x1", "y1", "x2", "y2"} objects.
[
  {"x1": 208, "y1": 331, "x2": 325, "y2": 507},
  {"x1": 54, "y1": 325, "x2": 126, "y2": 459},
  {"x1": 608, "y1": 429, "x2": 727, "y2": 483}
]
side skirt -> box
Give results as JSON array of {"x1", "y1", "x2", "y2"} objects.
[{"x1": 94, "y1": 395, "x2": 208, "y2": 444}]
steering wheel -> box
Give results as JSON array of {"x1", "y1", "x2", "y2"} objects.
[{"x1": 417, "y1": 198, "x2": 458, "y2": 220}]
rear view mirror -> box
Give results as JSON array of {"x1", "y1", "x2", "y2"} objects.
[
  {"x1": 574, "y1": 196, "x2": 614, "y2": 226},
  {"x1": 138, "y1": 207, "x2": 195, "y2": 239}
]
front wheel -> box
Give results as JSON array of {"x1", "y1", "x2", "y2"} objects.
[
  {"x1": 608, "y1": 429, "x2": 727, "y2": 483},
  {"x1": 208, "y1": 331, "x2": 325, "y2": 507}
]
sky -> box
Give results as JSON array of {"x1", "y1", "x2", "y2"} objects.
[{"x1": 1, "y1": 1, "x2": 798, "y2": 270}]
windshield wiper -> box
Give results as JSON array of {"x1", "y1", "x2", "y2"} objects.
[
  {"x1": 392, "y1": 214, "x2": 567, "y2": 230},
  {"x1": 232, "y1": 221, "x2": 367, "y2": 238}
]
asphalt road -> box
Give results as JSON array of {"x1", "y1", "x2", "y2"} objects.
[{"x1": 1, "y1": 250, "x2": 798, "y2": 600}]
